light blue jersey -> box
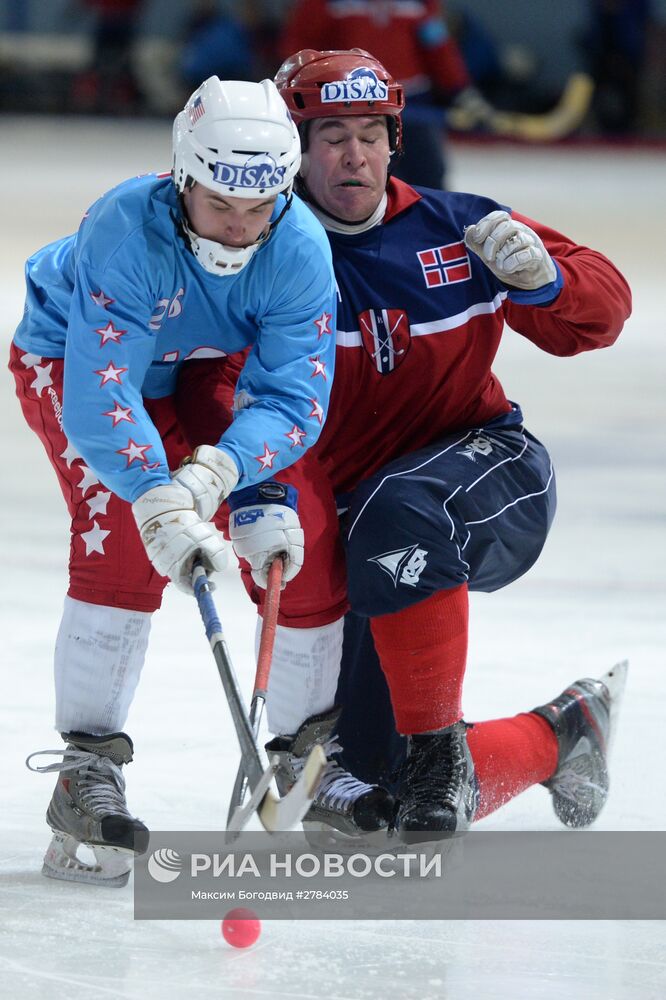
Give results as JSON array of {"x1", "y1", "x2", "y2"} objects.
[{"x1": 14, "y1": 174, "x2": 337, "y2": 502}]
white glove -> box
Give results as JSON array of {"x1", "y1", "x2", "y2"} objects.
[
  {"x1": 464, "y1": 210, "x2": 557, "y2": 290},
  {"x1": 172, "y1": 445, "x2": 239, "y2": 521},
  {"x1": 132, "y1": 482, "x2": 227, "y2": 593},
  {"x1": 230, "y1": 502, "x2": 304, "y2": 589}
]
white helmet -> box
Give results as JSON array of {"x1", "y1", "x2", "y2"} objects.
[{"x1": 173, "y1": 77, "x2": 302, "y2": 275}]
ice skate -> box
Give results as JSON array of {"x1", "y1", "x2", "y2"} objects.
[
  {"x1": 266, "y1": 708, "x2": 395, "y2": 840},
  {"x1": 27, "y1": 731, "x2": 149, "y2": 887},
  {"x1": 533, "y1": 660, "x2": 628, "y2": 828},
  {"x1": 395, "y1": 721, "x2": 478, "y2": 844}
]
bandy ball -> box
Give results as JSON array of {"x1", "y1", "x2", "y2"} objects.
[{"x1": 221, "y1": 907, "x2": 262, "y2": 948}]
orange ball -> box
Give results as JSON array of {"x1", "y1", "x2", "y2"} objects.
[{"x1": 221, "y1": 907, "x2": 261, "y2": 948}]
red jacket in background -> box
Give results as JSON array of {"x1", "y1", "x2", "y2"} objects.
[{"x1": 279, "y1": 0, "x2": 470, "y2": 97}]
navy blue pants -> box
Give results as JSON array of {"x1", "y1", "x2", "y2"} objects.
[{"x1": 334, "y1": 409, "x2": 557, "y2": 787}]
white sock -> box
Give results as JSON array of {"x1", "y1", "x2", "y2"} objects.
[
  {"x1": 260, "y1": 618, "x2": 344, "y2": 737},
  {"x1": 54, "y1": 596, "x2": 152, "y2": 736}
]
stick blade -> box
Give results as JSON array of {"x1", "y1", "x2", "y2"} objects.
[
  {"x1": 601, "y1": 658, "x2": 628, "y2": 702},
  {"x1": 602, "y1": 659, "x2": 629, "y2": 759},
  {"x1": 258, "y1": 745, "x2": 327, "y2": 833},
  {"x1": 226, "y1": 761, "x2": 248, "y2": 829},
  {"x1": 226, "y1": 759, "x2": 278, "y2": 836},
  {"x1": 226, "y1": 745, "x2": 326, "y2": 836}
]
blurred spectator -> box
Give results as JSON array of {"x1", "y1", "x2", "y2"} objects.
[
  {"x1": 72, "y1": 0, "x2": 144, "y2": 114},
  {"x1": 580, "y1": 0, "x2": 652, "y2": 134},
  {"x1": 279, "y1": 0, "x2": 487, "y2": 188},
  {"x1": 179, "y1": 2, "x2": 257, "y2": 90},
  {"x1": 448, "y1": 9, "x2": 562, "y2": 117},
  {"x1": 450, "y1": 8, "x2": 503, "y2": 92}
]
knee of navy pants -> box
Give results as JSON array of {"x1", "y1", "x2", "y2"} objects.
[
  {"x1": 342, "y1": 415, "x2": 556, "y2": 617},
  {"x1": 335, "y1": 411, "x2": 557, "y2": 784}
]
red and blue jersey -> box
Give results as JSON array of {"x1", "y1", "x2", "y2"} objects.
[
  {"x1": 177, "y1": 178, "x2": 631, "y2": 497},
  {"x1": 311, "y1": 178, "x2": 631, "y2": 492}
]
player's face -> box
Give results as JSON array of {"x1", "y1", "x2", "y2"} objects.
[
  {"x1": 303, "y1": 117, "x2": 391, "y2": 222},
  {"x1": 182, "y1": 186, "x2": 276, "y2": 247}
]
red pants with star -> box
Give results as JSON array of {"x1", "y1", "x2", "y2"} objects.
[
  {"x1": 9, "y1": 343, "x2": 190, "y2": 611},
  {"x1": 9, "y1": 343, "x2": 347, "y2": 622}
]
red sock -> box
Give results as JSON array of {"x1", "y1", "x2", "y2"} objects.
[
  {"x1": 467, "y1": 712, "x2": 559, "y2": 821},
  {"x1": 369, "y1": 585, "x2": 468, "y2": 733}
]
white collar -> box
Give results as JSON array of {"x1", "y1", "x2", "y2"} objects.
[{"x1": 308, "y1": 192, "x2": 387, "y2": 234}]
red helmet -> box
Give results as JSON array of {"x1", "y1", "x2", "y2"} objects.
[{"x1": 275, "y1": 49, "x2": 405, "y2": 152}]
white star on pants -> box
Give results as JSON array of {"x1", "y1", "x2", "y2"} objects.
[
  {"x1": 60, "y1": 441, "x2": 82, "y2": 468},
  {"x1": 86, "y1": 491, "x2": 112, "y2": 517},
  {"x1": 20, "y1": 353, "x2": 43, "y2": 368},
  {"x1": 30, "y1": 363, "x2": 53, "y2": 397},
  {"x1": 77, "y1": 465, "x2": 101, "y2": 495},
  {"x1": 81, "y1": 521, "x2": 110, "y2": 556}
]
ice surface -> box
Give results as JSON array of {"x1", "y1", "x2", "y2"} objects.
[{"x1": 1, "y1": 118, "x2": 665, "y2": 999}]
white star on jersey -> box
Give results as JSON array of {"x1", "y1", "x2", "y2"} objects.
[
  {"x1": 95, "y1": 361, "x2": 127, "y2": 386},
  {"x1": 86, "y1": 491, "x2": 112, "y2": 517},
  {"x1": 308, "y1": 398, "x2": 324, "y2": 424},
  {"x1": 103, "y1": 401, "x2": 134, "y2": 426},
  {"x1": 90, "y1": 289, "x2": 114, "y2": 309},
  {"x1": 95, "y1": 321, "x2": 127, "y2": 346},
  {"x1": 255, "y1": 443, "x2": 279, "y2": 471},
  {"x1": 117, "y1": 439, "x2": 152, "y2": 466},
  {"x1": 30, "y1": 363, "x2": 54, "y2": 397},
  {"x1": 314, "y1": 311, "x2": 332, "y2": 339},
  {"x1": 81, "y1": 520, "x2": 111, "y2": 556},
  {"x1": 309, "y1": 356, "x2": 328, "y2": 380},
  {"x1": 77, "y1": 465, "x2": 101, "y2": 495},
  {"x1": 285, "y1": 425, "x2": 306, "y2": 448}
]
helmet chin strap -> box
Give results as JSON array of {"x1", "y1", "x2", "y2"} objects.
[
  {"x1": 182, "y1": 216, "x2": 266, "y2": 274},
  {"x1": 178, "y1": 187, "x2": 294, "y2": 276}
]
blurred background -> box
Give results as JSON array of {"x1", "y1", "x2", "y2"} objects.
[{"x1": 1, "y1": 0, "x2": 664, "y2": 144}]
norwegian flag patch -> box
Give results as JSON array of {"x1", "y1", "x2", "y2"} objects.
[{"x1": 417, "y1": 242, "x2": 471, "y2": 288}]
